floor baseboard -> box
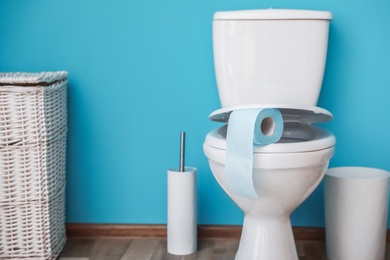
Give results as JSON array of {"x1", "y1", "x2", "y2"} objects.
[{"x1": 66, "y1": 224, "x2": 325, "y2": 240}]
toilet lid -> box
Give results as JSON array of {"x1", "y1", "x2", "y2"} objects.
[
  {"x1": 209, "y1": 103, "x2": 333, "y2": 124},
  {"x1": 205, "y1": 123, "x2": 336, "y2": 153},
  {"x1": 213, "y1": 9, "x2": 332, "y2": 21}
]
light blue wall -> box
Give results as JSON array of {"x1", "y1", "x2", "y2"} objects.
[{"x1": 1, "y1": 0, "x2": 390, "y2": 227}]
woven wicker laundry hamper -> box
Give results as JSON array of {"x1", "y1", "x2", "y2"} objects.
[{"x1": 0, "y1": 71, "x2": 68, "y2": 259}]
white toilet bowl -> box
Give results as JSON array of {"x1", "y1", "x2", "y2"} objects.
[
  {"x1": 205, "y1": 9, "x2": 335, "y2": 260},
  {"x1": 203, "y1": 122, "x2": 335, "y2": 260}
]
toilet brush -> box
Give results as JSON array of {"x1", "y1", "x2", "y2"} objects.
[
  {"x1": 179, "y1": 132, "x2": 185, "y2": 172},
  {"x1": 167, "y1": 132, "x2": 197, "y2": 255}
]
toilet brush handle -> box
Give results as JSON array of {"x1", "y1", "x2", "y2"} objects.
[{"x1": 180, "y1": 132, "x2": 185, "y2": 172}]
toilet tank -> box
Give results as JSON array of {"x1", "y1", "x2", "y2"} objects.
[{"x1": 213, "y1": 9, "x2": 332, "y2": 107}]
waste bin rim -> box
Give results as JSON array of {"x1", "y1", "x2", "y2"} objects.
[{"x1": 326, "y1": 167, "x2": 390, "y2": 180}]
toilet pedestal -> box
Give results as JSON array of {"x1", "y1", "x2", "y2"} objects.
[
  {"x1": 235, "y1": 215, "x2": 298, "y2": 260},
  {"x1": 235, "y1": 214, "x2": 298, "y2": 260}
]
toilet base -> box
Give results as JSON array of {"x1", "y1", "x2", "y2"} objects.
[{"x1": 235, "y1": 214, "x2": 298, "y2": 260}]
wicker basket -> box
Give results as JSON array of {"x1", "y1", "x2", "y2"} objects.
[{"x1": 0, "y1": 72, "x2": 68, "y2": 259}]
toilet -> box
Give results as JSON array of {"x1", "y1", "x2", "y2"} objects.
[{"x1": 203, "y1": 9, "x2": 336, "y2": 260}]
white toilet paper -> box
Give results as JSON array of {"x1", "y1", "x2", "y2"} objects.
[
  {"x1": 225, "y1": 108, "x2": 283, "y2": 198},
  {"x1": 167, "y1": 167, "x2": 197, "y2": 255}
]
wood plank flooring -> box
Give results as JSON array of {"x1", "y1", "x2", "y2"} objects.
[{"x1": 59, "y1": 238, "x2": 333, "y2": 260}]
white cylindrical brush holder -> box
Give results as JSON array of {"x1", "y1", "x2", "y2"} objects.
[{"x1": 167, "y1": 167, "x2": 197, "y2": 255}]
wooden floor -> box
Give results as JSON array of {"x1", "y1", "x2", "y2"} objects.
[{"x1": 59, "y1": 238, "x2": 331, "y2": 260}]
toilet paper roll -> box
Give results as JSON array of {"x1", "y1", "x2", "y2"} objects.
[
  {"x1": 225, "y1": 108, "x2": 284, "y2": 198},
  {"x1": 167, "y1": 167, "x2": 197, "y2": 255}
]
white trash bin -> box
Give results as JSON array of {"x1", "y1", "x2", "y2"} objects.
[{"x1": 325, "y1": 167, "x2": 390, "y2": 260}]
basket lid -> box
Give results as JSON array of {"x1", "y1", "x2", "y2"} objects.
[{"x1": 0, "y1": 71, "x2": 68, "y2": 85}]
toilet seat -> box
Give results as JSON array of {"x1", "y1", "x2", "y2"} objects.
[
  {"x1": 209, "y1": 103, "x2": 333, "y2": 124},
  {"x1": 205, "y1": 104, "x2": 336, "y2": 153},
  {"x1": 205, "y1": 123, "x2": 335, "y2": 153}
]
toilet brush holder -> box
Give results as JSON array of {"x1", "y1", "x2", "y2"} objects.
[
  {"x1": 167, "y1": 167, "x2": 197, "y2": 255},
  {"x1": 167, "y1": 132, "x2": 197, "y2": 255}
]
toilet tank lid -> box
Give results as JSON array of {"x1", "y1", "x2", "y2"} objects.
[
  {"x1": 209, "y1": 104, "x2": 333, "y2": 124},
  {"x1": 213, "y1": 9, "x2": 332, "y2": 20}
]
